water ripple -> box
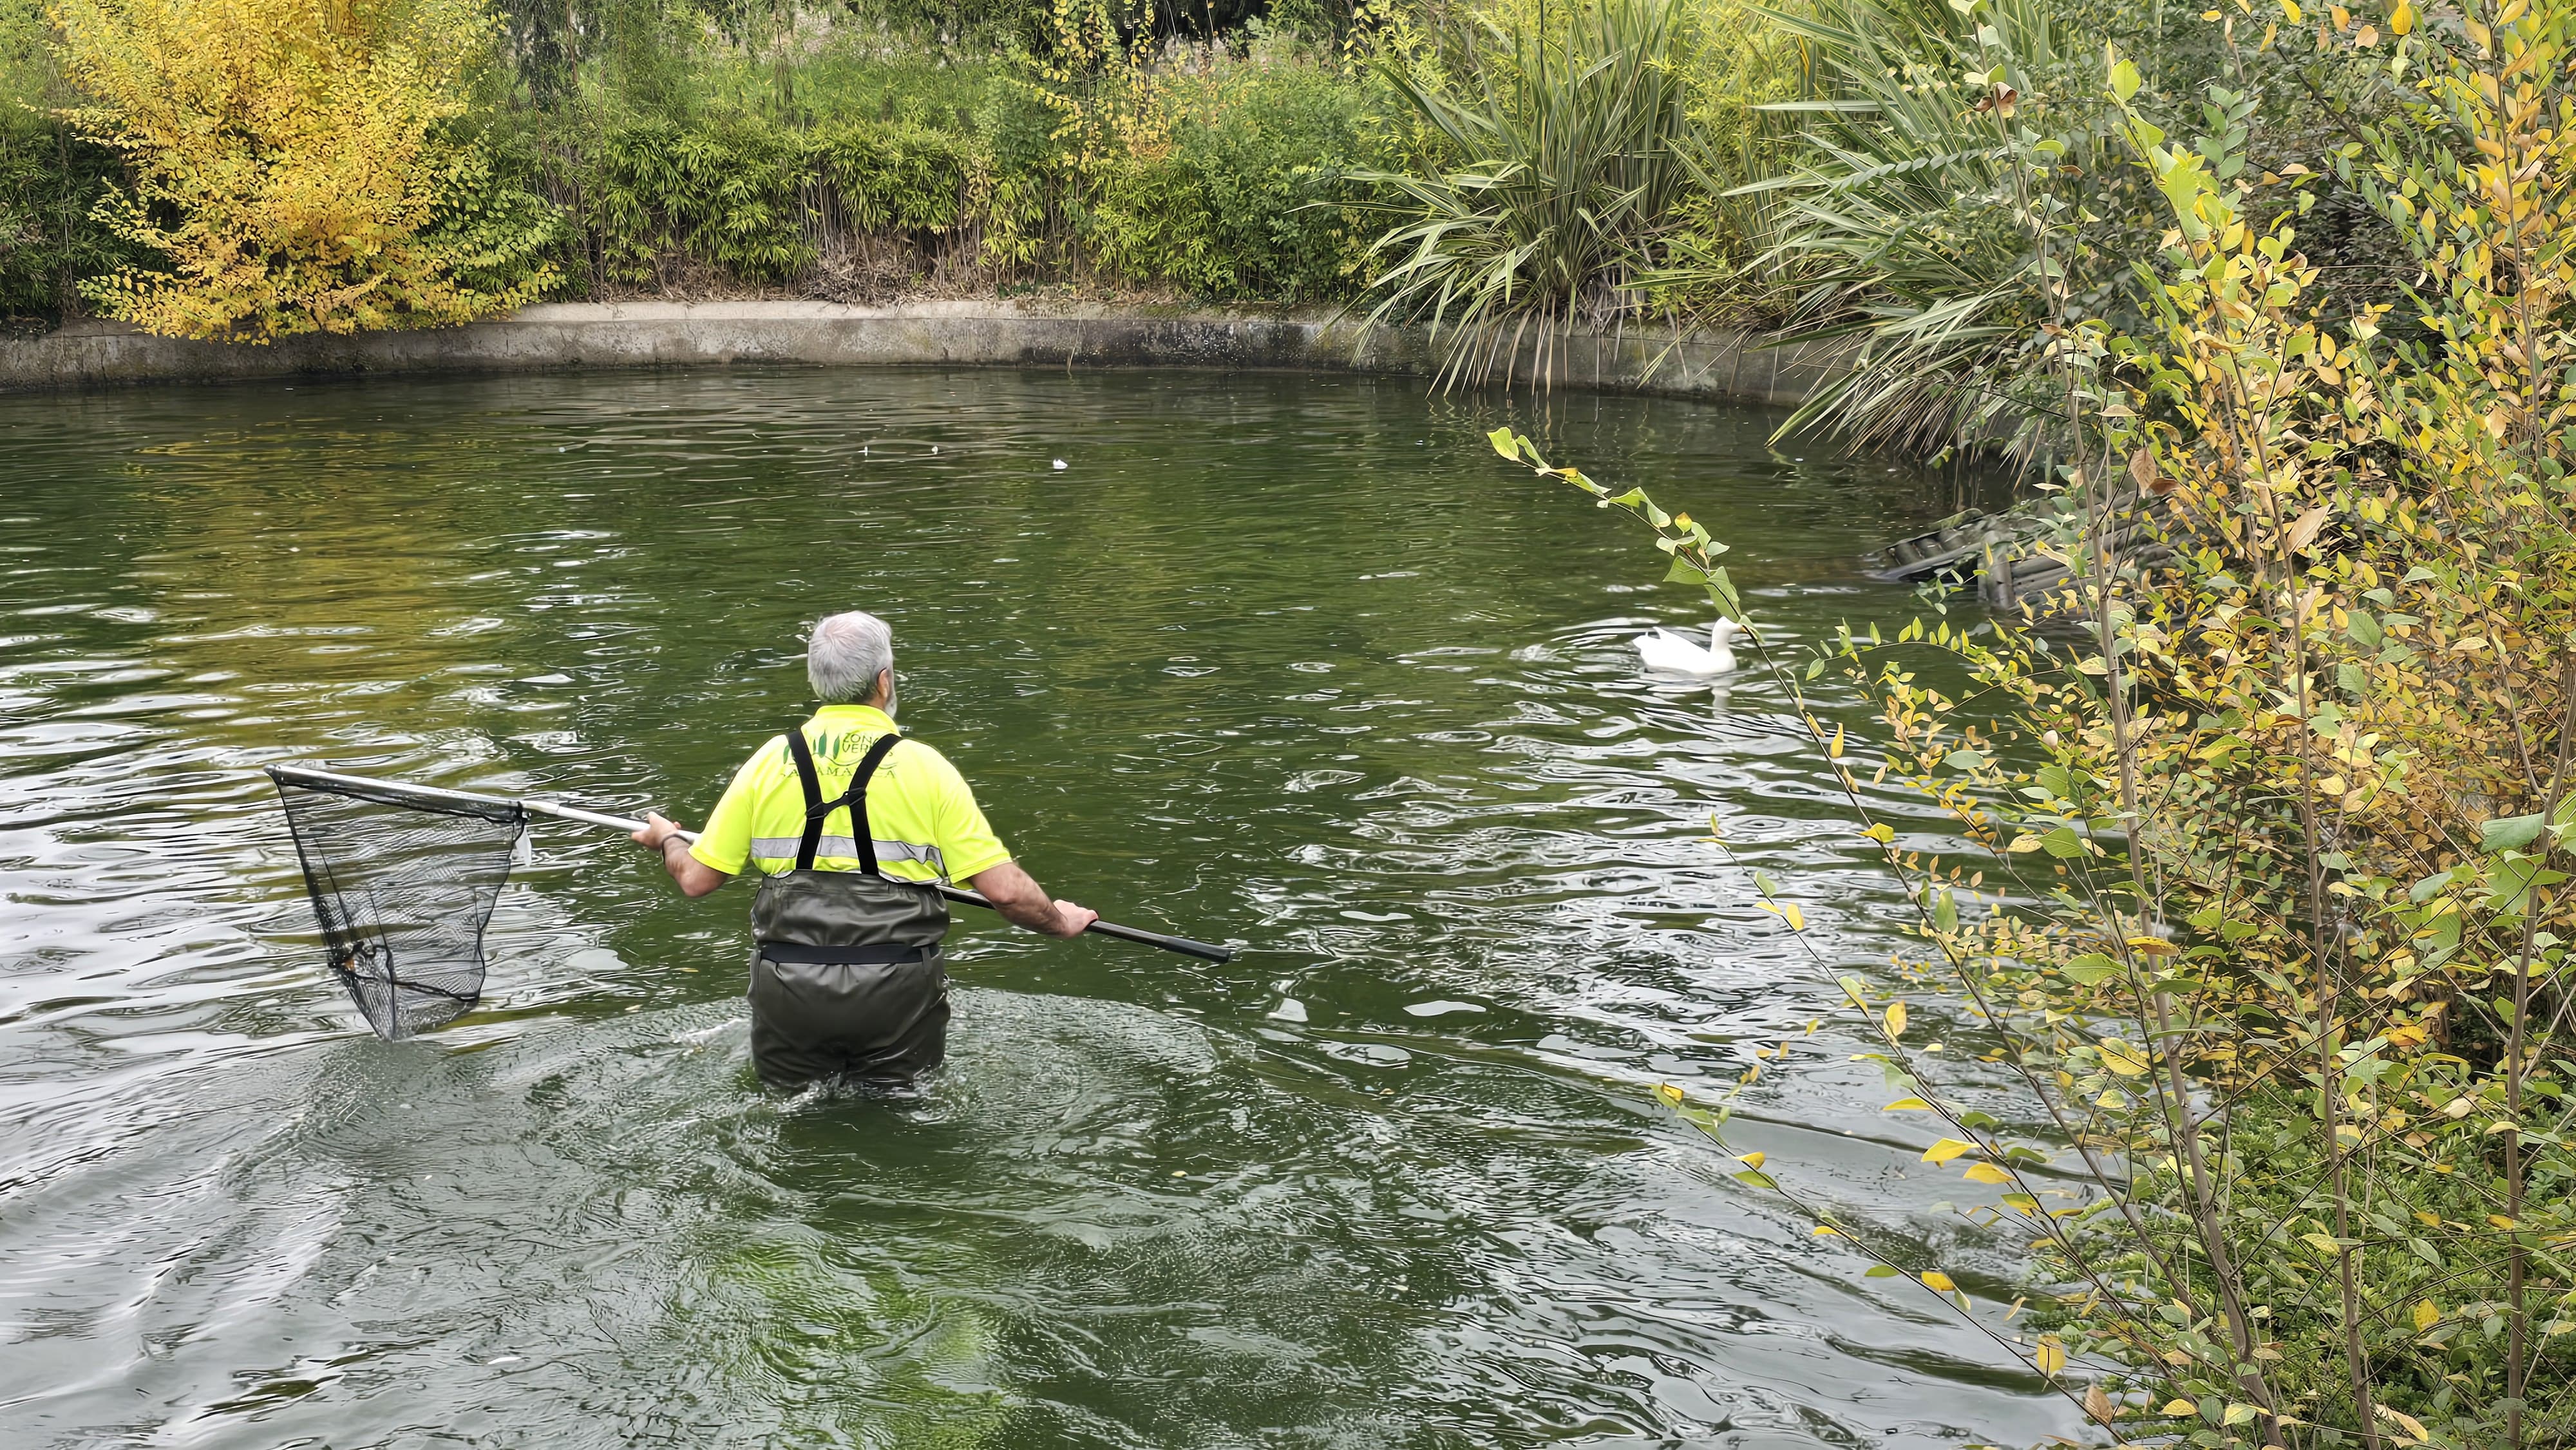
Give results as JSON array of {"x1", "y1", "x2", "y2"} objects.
[{"x1": 0, "y1": 370, "x2": 2062, "y2": 1448}]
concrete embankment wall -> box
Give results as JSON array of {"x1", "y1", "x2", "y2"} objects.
[{"x1": 0, "y1": 300, "x2": 1848, "y2": 404}]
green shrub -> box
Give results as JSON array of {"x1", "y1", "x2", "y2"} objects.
[
  {"x1": 1086, "y1": 58, "x2": 1378, "y2": 300},
  {"x1": 811, "y1": 118, "x2": 981, "y2": 236},
  {"x1": 0, "y1": 0, "x2": 133, "y2": 317},
  {"x1": 589, "y1": 113, "x2": 814, "y2": 283},
  {"x1": 0, "y1": 118, "x2": 131, "y2": 317}
]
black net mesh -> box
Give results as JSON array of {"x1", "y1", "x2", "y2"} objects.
[{"x1": 269, "y1": 767, "x2": 527, "y2": 1040}]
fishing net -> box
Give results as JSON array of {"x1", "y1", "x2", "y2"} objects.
[{"x1": 269, "y1": 766, "x2": 527, "y2": 1040}]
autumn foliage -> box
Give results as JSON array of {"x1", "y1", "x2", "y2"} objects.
[{"x1": 48, "y1": 0, "x2": 556, "y2": 340}]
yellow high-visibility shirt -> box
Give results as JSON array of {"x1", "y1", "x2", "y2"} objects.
[{"x1": 688, "y1": 704, "x2": 1012, "y2": 883}]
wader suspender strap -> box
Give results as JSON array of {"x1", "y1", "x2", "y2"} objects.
[{"x1": 782, "y1": 725, "x2": 905, "y2": 874}]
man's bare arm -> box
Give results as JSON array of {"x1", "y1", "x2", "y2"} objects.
[
  {"x1": 966, "y1": 860, "x2": 1097, "y2": 938},
  {"x1": 632, "y1": 812, "x2": 731, "y2": 898}
]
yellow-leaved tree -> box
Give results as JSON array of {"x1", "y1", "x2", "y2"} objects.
[{"x1": 48, "y1": 0, "x2": 558, "y2": 341}]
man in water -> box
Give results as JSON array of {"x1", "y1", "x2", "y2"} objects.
[{"x1": 629, "y1": 610, "x2": 1097, "y2": 1091}]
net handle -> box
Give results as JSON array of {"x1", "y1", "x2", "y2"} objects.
[{"x1": 267, "y1": 766, "x2": 1238, "y2": 963}]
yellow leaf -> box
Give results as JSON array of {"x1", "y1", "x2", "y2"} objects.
[
  {"x1": 1920, "y1": 1270, "x2": 1956, "y2": 1292},
  {"x1": 1781, "y1": 903, "x2": 1806, "y2": 931},
  {"x1": 2387, "y1": 0, "x2": 2412, "y2": 33},
  {"x1": 1739, "y1": 1151, "x2": 1766, "y2": 1171},
  {"x1": 2284, "y1": 503, "x2": 2332, "y2": 552},
  {"x1": 2414, "y1": 1299, "x2": 2440, "y2": 1331},
  {"x1": 2279, "y1": 0, "x2": 2300, "y2": 17},
  {"x1": 2098, "y1": 1039, "x2": 2152, "y2": 1077},
  {"x1": 1828, "y1": 723, "x2": 1846, "y2": 758},
  {"x1": 2034, "y1": 1337, "x2": 2066, "y2": 1375},
  {"x1": 2376, "y1": 1404, "x2": 2429, "y2": 1442},
  {"x1": 1922, "y1": 1137, "x2": 1976, "y2": 1164},
  {"x1": 1811, "y1": 1224, "x2": 1840, "y2": 1237},
  {"x1": 1963, "y1": 1161, "x2": 2014, "y2": 1184},
  {"x1": 1863, "y1": 822, "x2": 1895, "y2": 844},
  {"x1": 2125, "y1": 935, "x2": 2179, "y2": 957},
  {"x1": 1885, "y1": 1001, "x2": 1908, "y2": 1039},
  {"x1": 1882, "y1": 1097, "x2": 1935, "y2": 1111},
  {"x1": 2006, "y1": 833, "x2": 2047, "y2": 852},
  {"x1": 1656, "y1": 1083, "x2": 1685, "y2": 1106},
  {"x1": 2161, "y1": 1399, "x2": 2199, "y2": 1417},
  {"x1": 43, "y1": 0, "x2": 558, "y2": 342}
]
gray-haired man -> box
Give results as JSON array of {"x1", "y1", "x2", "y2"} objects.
[{"x1": 629, "y1": 610, "x2": 1095, "y2": 1091}]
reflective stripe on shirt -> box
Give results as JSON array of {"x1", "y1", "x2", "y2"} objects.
[{"x1": 749, "y1": 837, "x2": 948, "y2": 876}]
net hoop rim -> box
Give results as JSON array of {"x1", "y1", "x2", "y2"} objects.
[{"x1": 268, "y1": 764, "x2": 529, "y2": 825}]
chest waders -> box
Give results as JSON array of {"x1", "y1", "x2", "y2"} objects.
[{"x1": 745, "y1": 726, "x2": 952, "y2": 1093}]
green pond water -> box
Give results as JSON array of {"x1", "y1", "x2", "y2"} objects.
[{"x1": 0, "y1": 368, "x2": 2073, "y2": 1448}]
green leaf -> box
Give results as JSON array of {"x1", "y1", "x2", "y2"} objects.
[
  {"x1": 1932, "y1": 889, "x2": 1958, "y2": 934},
  {"x1": 2490, "y1": 858, "x2": 2564, "y2": 917},
  {"x1": 1944, "y1": 748, "x2": 1987, "y2": 773},
  {"x1": 2041, "y1": 826, "x2": 2085, "y2": 858},
  {"x1": 1705, "y1": 567, "x2": 1743, "y2": 617},
  {"x1": 2483, "y1": 814, "x2": 2546, "y2": 852},
  {"x1": 2347, "y1": 608, "x2": 2382, "y2": 646},
  {"x1": 2110, "y1": 55, "x2": 2142, "y2": 102},
  {"x1": 1665, "y1": 557, "x2": 1709, "y2": 586},
  {"x1": 2061, "y1": 952, "x2": 2121, "y2": 986},
  {"x1": 1487, "y1": 426, "x2": 1520, "y2": 460},
  {"x1": 2153, "y1": 148, "x2": 2218, "y2": 237},
  {"x1": 1863, "y1": 1264, "x2": 1900, "y2": 1277}
]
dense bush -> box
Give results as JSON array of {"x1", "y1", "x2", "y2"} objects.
[
  {"x1": 48, "y1": 0, "x2": 558, "y2": 339},
  {"x1": 0, "y1": 0, "x2": 129, "y2": 317},
  {"x1": 589, "y1": 114, "x2": 821, "y2": 284},
  {"x1": 580, "y1": 108, "x2": 984, "y2": 290},
  {"x1": 1086, "y1": 57, "x2": 1379, "y2": 299},
  {"x1": 0, "y1": 116, "x2": 127, "y2": 318},
  {"x1": 555, "y1": 30, "x2": 1391, "y2": 301}
]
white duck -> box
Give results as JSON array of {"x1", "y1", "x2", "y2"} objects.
[{"x1": 1634, "y1": 617, "x2": 1747, "y2": 675}]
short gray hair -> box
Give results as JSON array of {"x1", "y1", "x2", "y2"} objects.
[{"x1": 806, "y1": 610, "x2": 893, "y2": 704}]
